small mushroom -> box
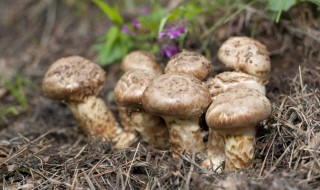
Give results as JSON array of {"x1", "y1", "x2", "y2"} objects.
[
  {"x1": 165, "y1": 49, "x2": 212, "y2": 81},
  {"x1": 42, "y1": 56, "x2": 135, "y2": 148},
  {"x1": 114, "y1": 69, "x2": 169, "y2": 148},
  {"x1": 203, "y1": 71, "x2": 266, "y2": 171},
  {"x1": 120, "y1": 51, "x2": 162, "y2": 76},
  {"x1": 119, "y1": 51, "x2": 163, "y2": 134},
  {"x1": 205, "y1": 88, "x2": 271, "y2": 171},
  {"x1": 218, "y1": 36, "x2": 271, "y2": 84},
  {"x1": 142, "y1": 73, "x2": 211, "y2": 157}
]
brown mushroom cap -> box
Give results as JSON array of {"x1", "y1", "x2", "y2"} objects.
[
  {"x1": 206, "y1": 88, "x2": 271, "y2": 129},
  {"x1": 217, "y1": 36, "x2": 271, "y2": 83},
  {"x1": 120, "y1": 51, "x2": 162, "y2": 75},
  {"x1": 142, "y1": 73, "x2": 211, "y2": 118},
  {"x1": 165, "y1": 49, "x2": 212, "y2": 81},
  {"x1": 114, "y1": 69, "x2": 156, "y2": 108},
  {"x1": 206, "y1": 71, "x2": 266, "y2": 97},
  {"x1": 42, "y1": 56, "x2": 105, "y2": 102}
]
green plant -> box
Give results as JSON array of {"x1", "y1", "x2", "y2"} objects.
[
  {"x1": 91, "y1": 0, "x2": 208, "y2": 66},
  {"x1": 267, "y1": 0, "x2": 320, "y2": 22},
  {"x1": 91, "y1": 0, "x2": 131, "y2": 66},
  {"x1": 92, "y1": 0, "x2": 320, "y2": 66},
  {"x1": 0, "y1": 75, "x2": 30, "y2": 123}
]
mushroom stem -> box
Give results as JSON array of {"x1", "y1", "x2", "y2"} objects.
[
  {"x1": 162, "y1": 116, "x2": 206, "y2": 158},
  {"x1": 120, "y1": 107, "x2": 170, "y2": 148},
  {"x1": 201, "y1": 131, "x2": 225, "y2": 172},
  {"x1": 216, "y1": 126, "x2": 256, "y2": 172},
  {"x1": 66, "y1": 96, "x2": 136, "y2": 148}
]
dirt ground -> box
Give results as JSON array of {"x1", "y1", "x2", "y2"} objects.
[{"x1": 0, "y1": 1, "x2": 319, "y2": 189}]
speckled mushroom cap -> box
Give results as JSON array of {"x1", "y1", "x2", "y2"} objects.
[
  {"x1": 206, "y1": 88, "x2": 271, "y2": 129},
  {"x1": 41, "y1": 56, "x2": 106, "y2": 102},
  {"x1": 206, "y1": 71, "x2": 266, "y2": 97},
  {"x1": 142, "y1": 73, "x2": 211, "y2": 118},
  {"x1": 114, "y1": 69, "x2": 156, "y2": 108},
  {"x1": 165, "y1": 49, "x2": 212, "y2": 81},
  {"x1": 120, "y1": 51, "x2": 162, "y2": 76},
  {"x1": 217, "y1": 36, "x2": 271, "y2": 84}
]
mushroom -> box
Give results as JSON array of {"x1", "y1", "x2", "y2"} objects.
[
  {"x1": 119, "y1": 51, "x2": 163, "y2": 134},
  {"x1": 202, "y1": 71, "x2": 266, "y2": 171},
  {"x1": 165, "y1": 49, "x2": 212, "y2": 81},
  {"x1": 142, "y1": 73, "x2": 211, "y2": 157},
  {"x1": 205, "y1": 88, "x2": 271, "y2": 171},
  {"x1": 41, "y1": 56, "x2": 136, "y2": 148},
  {"x1": 206, "y1": 71, "x2": 266, "y2": 99},
  {"x1": 217, "y1": 36, "x2": 271, "y2": 84},
  {"x1": 120, "y1": 51, "x2": 162, "y2": 76},
  {"x1": 114, "y1": 69, "x2": 169, "y2": 148}
]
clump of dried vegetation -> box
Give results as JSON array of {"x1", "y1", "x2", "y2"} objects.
[{"x1": 0, "y1": 1, "x2": 319, "y2": 189}]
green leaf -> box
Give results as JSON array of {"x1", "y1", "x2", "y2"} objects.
[
  {"x1": 138, "y1": 5, "x2": 167, "y2": 32},
  {"x1": 93, "y1": 27, "x2": 134, "y2": 66},
  {"x1": 267, "y1": 0, "x2": 297, "y2": 11},
  {"x1": 168, "y1": 2, "x2": 206, "y2": 21},
  {"x1": 104, "y1": 26, "x2": 119, "y2": 56},
  {"x1": 158, "y1": 16, "x2": 169, "y2": 35},
  {"x1": 92, "y1": 0, "x2": 123, "y2": 25}
]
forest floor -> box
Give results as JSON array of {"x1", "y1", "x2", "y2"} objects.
[{"x1": 0, "y1": 1, "x2": 319, "y2": 189}]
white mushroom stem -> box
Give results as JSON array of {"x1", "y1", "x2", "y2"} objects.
[
  {"x1": 216, "y1": 126, "x2": 256, "y2": 172},
  {"x1": 162, "y1": 116, "x2": 206, "y2": 158},
  {"x1": 201, "y1": 131, "x2": 225, "y2": 172},
  {"x1": 66, "y1": 96, "x2": 136, "y2": 148},
  {"x1": 118, "y1": 106, "x2": 137, "y2": 133},
  {"x1": 120, "y1": 107, "x2": 170, "y2": 148}
]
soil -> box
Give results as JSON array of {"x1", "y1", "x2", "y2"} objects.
[{"x1": 0, "y1": 1, "x2": 319, "y2": 189}]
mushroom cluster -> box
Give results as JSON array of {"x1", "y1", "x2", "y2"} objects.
[{"x1": 41, "y1": 36, "x2": 272, "y2": 172}]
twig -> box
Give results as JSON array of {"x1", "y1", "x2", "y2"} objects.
[
  {"x1": 1, "y1": 129, "x2": 55, "y2": 164},
  {"x1": 124, "y1": 142, "x2": 140, "y2": 189},
  {"x1": 82, "y1": 169, "x2": 96, "y2": 190},
  {"x1": 258, "y1": 131, "x2": 278, "y2": 178},
  {"x1": 184, "y1": 145, "x2": 196, "y2": 190},
  {"x1": 265, "y1": 143, "x2": 293, "y2": 177}
]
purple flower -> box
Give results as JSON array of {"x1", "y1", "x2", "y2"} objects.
[
  {"x1": 122, "y1": 25, "x2": 131, "y2": 35},
  {"x1": 132, "y1": 20, "x2": 139, "y2": 30},
  {"x1": 158, "y1": 21, "x2": 187, "y2": 39},
  {"x1": 158, "y1": 31, "x2": 167, "y2": 38},
  {"x1": 161, "y1": 45, "x2": 179, "y2": 58}
]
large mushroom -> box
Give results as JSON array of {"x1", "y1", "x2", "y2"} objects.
[
  {"x1": 142, "y1": 73, "x2": 211, "y2": 157},
  {"x1": 202, "y1": 71, "x2": 266, "y2": 171},
  {"x1": 42, "y1": 56, "x2": 135, "y2": 148},
  {"x1": 205, "y1": 88, "x2": 271, "y2": 171},
  {"x1": 218, "y1": 36, "x2": 271, "y2": 84},
  {"x1": 114, "y1": 69, "x2": 169, "y2": 148},
  {"x1": 165, "y1": 49, "x2": 212, "y2": 81},
  {"x1": 165, "y1": 50, "x2": 212, "y2": 143}
]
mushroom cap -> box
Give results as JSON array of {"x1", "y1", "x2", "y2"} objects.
[
  {"x1": 142, "y1": 73, "x2": 211, "y2": 118},
  {"x1": 42, "y1": 56, "x2": 105, "y2": 102},
  {"x1": 205, "y1": 71, "x2": 266, "y2": 97},
  {"x1": 206, "y1": 88, "x2": 271, "y2": 130},
  {"x1": 120, "y1": 51, "x2": 162, "y2": 75},
  {"x1": 217, "y1": 36, "x2": 271, "y2": 84},
  {"x1": 165, "y1": 49, "x2": 212, "y2": 81},
  {"x1": 114, "y1": 69, "x2": 156, "y2": 108}
]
